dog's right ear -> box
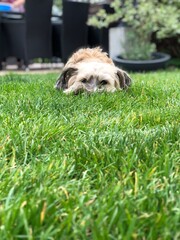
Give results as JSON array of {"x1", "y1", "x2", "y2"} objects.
[{"x1": 54, "y1": 67, "x2": 77, "y2": 90}]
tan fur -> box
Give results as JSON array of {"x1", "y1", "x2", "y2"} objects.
[
  {"x1": 55, "y1": 47, "x2": 132, "y2": 94},
  {"x1": 66, "y1": 47, "x2": 114, "y2": 67}
]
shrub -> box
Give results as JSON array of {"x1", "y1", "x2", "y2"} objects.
[{"x1": 88, "y1": 0, "x2": 180, "y2": 60}]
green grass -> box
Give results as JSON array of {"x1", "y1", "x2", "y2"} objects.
[{"x1": 0, "y1": 70, "x2": 179, "y2": 240}]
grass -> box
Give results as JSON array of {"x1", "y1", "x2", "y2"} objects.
[{"x1": 0, "y1": 70, "x2": 179, "y2": 240}]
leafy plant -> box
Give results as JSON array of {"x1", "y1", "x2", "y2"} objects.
[
  {"x1": 120, "y1": 29, "x2": 156, "y2": 60},
  {"x1": 88, "y1": 0, "x2": 180, "y2": 60}
]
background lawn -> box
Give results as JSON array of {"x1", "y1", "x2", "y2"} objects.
[{"x1": 0, "y1": 70, "x2": 179, "y2": 239}]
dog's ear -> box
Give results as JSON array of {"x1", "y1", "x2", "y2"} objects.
[
  {"x1": 117, "y1": 69, "x2": 132, "y2": 89},
  {"x1": 55, "y1": 67, "x2": 77, "y2": 90}
]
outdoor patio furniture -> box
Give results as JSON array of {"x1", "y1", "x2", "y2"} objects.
[
  {"x1": 52, "y1": 15, "x2": 63, "y2": 61},
  {"x1": 61, "y1": 0, "x2": 90, "y2": 63},
  {"x1": 0, "y1": 0, "x2": 116, "y2": 70},
  {"x1": 0, "y1": 0, "x2": 53, "y2": 69}
]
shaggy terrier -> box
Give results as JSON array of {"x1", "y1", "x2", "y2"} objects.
[{"x1": 55, "y1": 47, "x2": 132, "y2": 94}]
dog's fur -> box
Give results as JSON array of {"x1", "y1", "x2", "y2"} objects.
[{"x1": 55, "y1": 47, "x2": 132, "y2": 94}]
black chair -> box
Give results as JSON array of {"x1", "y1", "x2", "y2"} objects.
[
  {"x1": 1, "y1": 0, "x2": 53, "y2": 69},
  {"x1": 52, "y1": 15, "x2": 63, "y2": 61},
  {"x1": 61, "y1": 0, "x2": 90, "y2": 63},
  {"x1": 47, "y1": 0, "x2": 113, "y2": 64}
]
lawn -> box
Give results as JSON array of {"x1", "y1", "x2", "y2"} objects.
[{"x1": 0, "y1": 70, "x2": 179, "y2": 239}]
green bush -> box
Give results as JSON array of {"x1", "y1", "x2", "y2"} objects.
[{"x1": 88, "y1": 0, "x2": 180, "y2": 60}]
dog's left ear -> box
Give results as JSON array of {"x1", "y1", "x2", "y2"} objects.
[
  {"x1": 55, "y1": 67, "x2": 77, "y2": 90},
  {"x1": 117, "y1": 69, "x2": 132, "y2": 89}
]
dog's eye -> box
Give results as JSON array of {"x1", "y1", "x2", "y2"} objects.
[
  {"x1": 81, "y1": 78, "x2": 88, "y2": 83},
  {"x1": 100, "y1": 80, "x2": 108, "y2": 85}
]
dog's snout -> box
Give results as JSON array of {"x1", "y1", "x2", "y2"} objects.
[
  {"x1": 83, "y1": 78, "x2": 97, "y2": 92},
  {"x1": 86, "y1": 78, "x2": 96, "y2": 86}
]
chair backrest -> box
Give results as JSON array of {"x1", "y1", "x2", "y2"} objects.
[
  {"x1": 25, "y1": 0, "x2": 53, "y2": 59},
  {"x1": 61, "y1": 0, "x2": 90, "y2": 62}
]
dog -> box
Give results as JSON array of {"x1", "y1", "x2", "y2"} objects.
[{"x1": 55, "y1": 47, "x2": 132, "y2": 94}]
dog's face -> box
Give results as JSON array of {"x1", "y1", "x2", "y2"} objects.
[
  {"x1": 55, "y1": 62, "x2": 132, "y2": 94},
  {"x1": 55, "y1": 48, "x2": 132, "y2": 94}
]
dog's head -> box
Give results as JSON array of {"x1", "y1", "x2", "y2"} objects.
[
  {"x1": 55, "y1": 47, "x2": 132, "y2": 94},
  {"x1": 55, "y1": 61, "x2": 132, "y2": 94}
]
